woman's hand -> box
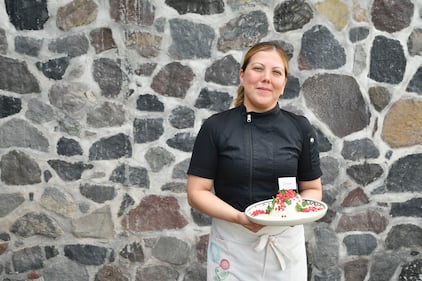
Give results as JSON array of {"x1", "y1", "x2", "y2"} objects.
[{"x1": 237, "y1": 212, "x2": 264, "y2": 232}]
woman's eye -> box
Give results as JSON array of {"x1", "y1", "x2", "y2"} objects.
[
  {"x1": 273, "y1": 71, "x2": 282, "y2": 76},
  {"x1": 253, "y1": 67, "x2": 263, "y2": 71}
]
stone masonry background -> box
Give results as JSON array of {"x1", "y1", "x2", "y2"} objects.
[{"x1": 0, "y1": 0, "x2": 421, "y2": 280}]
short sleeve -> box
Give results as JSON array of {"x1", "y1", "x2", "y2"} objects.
[
  {"x1": 296, "y1": 116, "x2": 323, "y2": 181},
  {"x1": 187, "y1": 118, "x2": 219, "y2": 179}
]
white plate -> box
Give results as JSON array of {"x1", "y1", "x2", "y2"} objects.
[{"x1": 245, "y1": 199, "x2": 328, "y2": 226}]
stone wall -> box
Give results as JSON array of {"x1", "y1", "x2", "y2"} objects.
[{"x1": 0, "y1": 0, "x2": 421, "y2": 280}]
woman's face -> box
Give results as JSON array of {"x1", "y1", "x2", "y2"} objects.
[{"x1": 240, "y1": 49, "x2": 287, "y2": 112}]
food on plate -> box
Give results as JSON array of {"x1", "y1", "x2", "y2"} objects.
[{"x1": 250, "y1": 189, "x2": 323, "y2": 218}]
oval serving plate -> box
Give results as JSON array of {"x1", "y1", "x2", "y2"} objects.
[{"x1": 245, "y1": 199, "x2": 328, "y2": 226}]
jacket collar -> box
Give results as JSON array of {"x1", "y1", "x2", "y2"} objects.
[{"x1": 240, "y1": 103, "x2": 280, "y2": 119}]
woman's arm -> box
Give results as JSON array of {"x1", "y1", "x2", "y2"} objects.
[
  {"x1": 298, "y1": 178, "x2": 322, "y2": 200},
  {"x1": 187, "y1": 175, "x2": 263, "y2": 232}
]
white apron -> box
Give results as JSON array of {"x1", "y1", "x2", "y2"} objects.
[{"x1": 207, "y1": 219, "x2": 307, "y2": 281}]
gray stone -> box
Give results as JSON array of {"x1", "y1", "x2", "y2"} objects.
[
  {"x1": 172, "y1": 159, "x2": 190, "y2": 180},
  {"x1": 343, "y1": 234, "x2": 377, "y2": 256},
  {"x1": 204, "y1": 55, "x2": 240, "y2": 86},
  {"x1": 281, "y1": 75, "x2": 300, "y2": 99},
  {"x1": 57, "y1": 137, "x2": 83, "y2": 156},
  {"x1": 109, "y1": 164, "x2": 149, "y2": 188},
  {"x1": 40, "y1": 187, "x2": 76, "y2": 218},
  {"x1": 87, "y1": 102, "x2": 126, "y2": 128},
  {"x1": 119, "y1": 241, "x2": 144, "y2": 262},
  {"x1": 195, "y1": 88, "x2": 233, "y2": 112},
  {"x1": 110, "y1": 0, "x2": 155, "y2": 26},
  {"x1": 48, "y1": 34, "x2": 89, "y2": 57},
  {"x1": 368, "y1": 252, "x2": 400, "y2": 281},
  {"x1": 165, "y1": 0, "x2": 224, "y2": 15},
  {"x1": 95, "y1": 265, "x2": 129, "y2": 281},
  {"x1": 5, "y1": 0, "x2": 49, "y2": 30},
  {"x1": 0, "y1": 95, "x2": 21, "y2": 118},
  {"x1": 302, "y1": 74, "x2": 370, "y2": 137},
  {"x1": 217, "y1": 10, "x2": 268, "y2": 52},
  {"x1": 385, "y1": 224, "x2": 422, "y2": 250},
  {"x1": 1, "y1": 150, "x2": 42, "y2": 185},
  {"x1": 48, "y1": 82, "x2": 88, "y2": 115},
  {"x1": 14, "y1": 36, "x2": 43, "y2": 56},
  {"x1": 93, "y1": 58, "x2": 124, "y2": 98},
  {"x1": 346, "y1": 163, "x2": 384, "y2": 186},
  {"x1": 43, "y1": 256, "x2": 89, "y2": 281},
  {"x1": 135, "y1": 265, "x2": 179, "y2": 281},
  {"x1": 191, "y1": 208, "x2": 211, "y2": 226},
  {"x1": 161, "y1": 182, "x2": 186, "y2": 193},
  {"x1": 152, "y1": 236, "x2": 190, "y2": 265},
  {"x1": 169, "y1": 18, "x2": 215, "y2": 59},
  {"x1": 25, "y1": 98, "x2": 55, "y2": 123},
  {"x1": 36, "y1": 56, "x2": 70, "y2": 80},
  {"x1": 0, "y1": 56, "x2": 40, "y2": 94},
  {"x1": 72, "y1": 206, "x2": 115, "y2": 239},
  {"x1": 145, "y1": 146, "x2": 175, "y2": 172},
  {"x1": 407, "y1": 28, "x2": 422, "y2": 56},
  {"x1": 0, "y1": 193, "x2": 25, "y2": 217},
  {"x1": 44, "y1": 246, "x2": 59, "y2": 259},
  {"x1": 298, "y1": 25, "x2": 346, "y2": 70},
  {"x1": 133, "y1": 118, "x2": 164, "y2": 143},
  {"x1": 64, "y1": 244, "x2": 107, "y2": 265},
  {"x1": 56, "y1": 113, "x2": 82, "y2": 136},
  {"x1": 314, "y1": 127, "x2": 332, "y2": 153},
  {"x1": 79, "y1": 184, "x2": 116, "y2": 203},
  {"x1": 0, "y1": 28, "x2": 7, "y2": 54},
  {"x1": 117, "y1": 193, "x2": 135, "y2": 217},
  {"x1": 341, "y1": 138, "x2": 380, "y2": 161},
  {"x1": 320, "y1": 156, "x2": 339, "y2": 185},
  {"x1": 0, "y1": 232, "x2": 11, "y2": 241},
  {"x1": 273, "y1": 0, "x2": 313, "y2": 32},
  {"x1": 10, "y1": 212, "x2": 64, "y2": 238},
  {"x1": 390, "y1": 198, "x2": 422, "y2": 218},
  {"x1": 89, "y1": 133, "x2": 132, "y2": 160},
  {"x1": 385, "y1": 153, "x2": 422, "y2": 193},
  {"x1": 311, "y1": 226, "x2": 339, "y2": 269},
  {"x1": 399, "y1": 259, "x2": 422, "y2": 281},
  {"x1": 353, "y1": 44, "x2": 366, "y2": 75},
  {"x1": 314, "y1": 268, "x2": 342, "y2": 281},
  {"x1": 349, "y1": 27, "x2": 370, "y2": 42},
  {"x1": 166, "y1": 132, "x2": 196, "y2": 152},
  {"x1": 47, "y1": 159, "x2": 93, "y2": 181},
  {"x1": 183, "y1": 262, "x2": 207, "y2": 281},
  {"x1": 136, "y1": 94, "x2": 164, "y2": 111},
  {"x1": 0, "y1": 119, "x2": 49, "y2": 151},
  {"x1": 12, "y1": 246, "x2": 43, "y2": 273},
  {"x1": 369, "y1": 35, "x2": 406, "y2": 84},
  {"x1": 371, "y1": 0, "x2": 414, "y2": 33},
  {"x1": 151, "y1": 62, "x2": 194, "y2": 98},
  {"x1": 169, "y1": 106, "x2": 195, "y2": 129},
  {"x1": 406, "y1": 66, "x2": 422, "y2": 94},
  {"x1": 44, "y1": 170, "x2": 53, "y2": 182},
  {"x1": 368, "y1": 86, "x2": 392, "y2": 112}
]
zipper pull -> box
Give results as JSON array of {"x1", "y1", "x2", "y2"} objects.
[{"x1": 247, "y1": 113, "x2": 251, "y2": 123}]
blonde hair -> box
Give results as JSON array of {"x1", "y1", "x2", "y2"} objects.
[{"x1": 234, "y1": 42, "x2": 289, "y2": 107}]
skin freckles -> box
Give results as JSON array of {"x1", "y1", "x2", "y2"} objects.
[{"x1": 240, "y1": 49, "x2": 287, "y2": 113}]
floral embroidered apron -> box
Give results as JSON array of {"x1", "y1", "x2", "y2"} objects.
[{"x1": 207, "y1": 219, "x2": 307, "y2": 281}]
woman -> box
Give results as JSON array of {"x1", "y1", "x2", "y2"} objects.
[{"x1": 187, "y1": 42, "x2": 322, "y2": 280}]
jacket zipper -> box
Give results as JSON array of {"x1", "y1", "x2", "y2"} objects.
[{"x1": 247, "y1": 113, "x2": 253, "y2": 202}]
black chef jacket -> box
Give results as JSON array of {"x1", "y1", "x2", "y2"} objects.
[{"x1": 187, "y1": 104, "x2": 322, "y2": 212}]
